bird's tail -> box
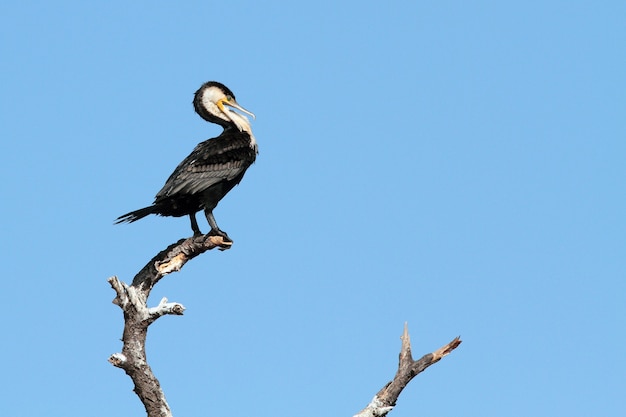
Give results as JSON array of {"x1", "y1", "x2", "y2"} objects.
[{"x1": 114, "y1": 205, "x2": 157, "y2": 224}]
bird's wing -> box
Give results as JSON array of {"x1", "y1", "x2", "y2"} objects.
[{"x1": 155, "y1": 134, "x2": 256, "y2": 199}]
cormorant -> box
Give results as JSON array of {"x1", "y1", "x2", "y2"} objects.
[{"x1": 115, "y1": 81, "x2": 257, "y2": 240}]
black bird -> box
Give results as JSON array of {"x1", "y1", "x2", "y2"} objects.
[{"x1": 115, "y1": 81, "x2": 257, "y2": 240}]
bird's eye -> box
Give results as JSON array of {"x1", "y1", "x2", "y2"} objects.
[{"x1": 226, "y1": 95, "x2": 233, "y2": 101}]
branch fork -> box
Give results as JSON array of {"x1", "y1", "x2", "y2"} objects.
[{"x1": 353, "y1": 324, "x2": 461, "y2": 417}]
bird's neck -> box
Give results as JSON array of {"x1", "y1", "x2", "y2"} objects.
[
  {"x1": 224, "y1": 124, "x2": 257, "y2": 151},
  {"x1": 225, "y1": 114, "x2": 256, "y2": 150}
]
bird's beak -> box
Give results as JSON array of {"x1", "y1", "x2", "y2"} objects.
[{"x1": 218, "y1": 98, "x2": 256, "y2": 120}]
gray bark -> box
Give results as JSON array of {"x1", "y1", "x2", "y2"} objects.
[{"x1": 108, "y1": 234, "x2": 231, "y2": 417}]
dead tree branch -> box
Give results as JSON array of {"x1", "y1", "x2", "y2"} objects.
[
  {"x1": 108, "y1": 234, "x2": 231, "y2": 417},
  {"x1": 109, "y1": 233, "x2": 461, "y2": 417},
  {"x1": 353, "y1": 324, "x2": 461, "y2": 417}
]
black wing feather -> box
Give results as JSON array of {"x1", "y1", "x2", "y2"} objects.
[{"x1": 155, "y1": 130, "x2": 257, "y2": 202}]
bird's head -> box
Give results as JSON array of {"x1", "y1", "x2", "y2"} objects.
[{"x1": 193, "y1": 81, "x2": 255, "y2": 134}]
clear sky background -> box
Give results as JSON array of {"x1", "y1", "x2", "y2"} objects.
[{"x1": 1, "y1": 1, "x2": 624, "y2": 416}]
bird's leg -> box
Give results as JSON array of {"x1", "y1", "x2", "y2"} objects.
[
  {"x1": 189, "y1": 213, "x2": 202, "y2": 236},
  {"x1": 204, "y1": 209, "x2": 231, "y2": 241}
]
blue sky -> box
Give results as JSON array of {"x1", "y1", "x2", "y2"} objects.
[{"x1": 1, "y1": 1, "x2": 624, "y2": 416}]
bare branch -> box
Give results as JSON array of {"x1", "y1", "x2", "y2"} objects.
[
  {"x1": 110, "y1": 232, "x2": 462, "y2": 417},
  {"x1": 109, "y1": 233, "x2": 228, "y2": 417},
  {"x1": 108, "y1": 275, "x2": 129, "y2": 308},
  {"x1": 108, "y1": 352, "x2": 127, "y2": 368},
  {"x1": 147, "y1": 297, "x2": 186, "y2": 324},
  {"x1": 353, "y1": 323, "x2": 462, "y2": 417},
  {"x1": 132, "y1": 234, "x2": 232, "y2": 292}
]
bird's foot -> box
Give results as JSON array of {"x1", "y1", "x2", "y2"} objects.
[
  {"x1": 208, "y1": 228, "x2": 231, "y2": 240},
  {"x1": 208, "y1": 228, "x2": 233, "y2": 250}
]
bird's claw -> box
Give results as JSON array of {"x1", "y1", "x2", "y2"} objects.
[{"x1": 208, "y1": 228, "x2": 232, "y2": 243}]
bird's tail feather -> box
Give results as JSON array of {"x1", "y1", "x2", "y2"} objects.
[{"x1": 114, "y1": 206, "x2": 157, "y2": 224}]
